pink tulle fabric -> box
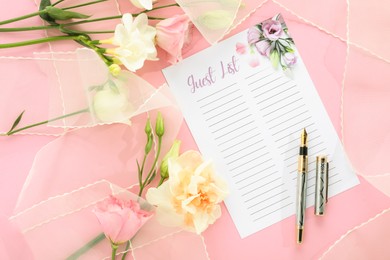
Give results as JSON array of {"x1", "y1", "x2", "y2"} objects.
[{"x1": 1, "y1": 0, "x2": 390, "y2": 259}]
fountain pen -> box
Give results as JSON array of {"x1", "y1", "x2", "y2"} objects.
[{"x1": 296, "y1": 128, "x2": 308, "y2": 244}]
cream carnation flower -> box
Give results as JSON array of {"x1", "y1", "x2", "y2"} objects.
[
  {"x1": 111, "y1": 13, "x2": 157, "y2": 72},
  {"x1": 146, "y1": 151, "x2": 228, "y2": 234}
]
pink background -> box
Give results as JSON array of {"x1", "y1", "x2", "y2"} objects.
[{"x1": 1, "y1": 0, "x2": 390, "y2": 259}]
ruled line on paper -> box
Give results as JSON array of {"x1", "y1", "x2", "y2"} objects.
[
  {"x1": 217, "y1": 127, "x2": 258, "y2": 146},
  {"x1": 212, "y1": 115, "x2": 252, "y2": 134},
  {"x1": 263, "y1": 97, "x2": 304, "y2": 117},
  {"x1": 205, "y1": 101, "x2": 246, "y2": 121},
  {"x1": 241, "y1": 177, "x2": 282, "y2": 196},
  {"x1": 227, "y1": 147, "x2": 267, "y2": 165},
  {"x1": 203, "y1": 95, "x2": 244, "y2": 115},
  {"x1": 271, "y1": 117, "x2": 312, "y2": 137},
  {"x1": 196, "y1": 82, "x2": 237, "y2": 103},
  {"x1": 275, "y1": 124, "x2": 316, "y2": 144},
  {"x1": 235, "y1": 164, "x2": 276, "y2": 184},
  {"x1": 214, "y1": 121, "x2": 255, "y2": 140},
  {"x1": 232, "y1": 158, "x2": 273, "y2": 177},
  {"x1": 224, "y1": 141, "x2": 265, "y2": 159},
  {"x1": 253, "y1": 202, "x2": 293, "y2": 222},
  {"x1": 237, "y1": 170, "x2": 279, "y2": 189},
  {"x1": 254, "y1": 81, "x2": 293, "y2": 100},
  {"x1": 245, "y1": 67, "x2": 271, "y2": 80},
  {"x1": 220, "y1": 134, "x2": 261, "y2": 153},
  {"x1": 199, "y1": 89, "x2": 240, "y2": 109},
  {"x1": 208, "y1": 108, "x2": 250, "y2": 128},
  {"x1": 256, "y1": 84, "x2": 297, "y2": 103},
  {"x1": 248, "y1": 72, "x2": 275, "y2": 85},
  {"x1": 244, "y1": 183, "x2": 284, "y2": 203},
  {"x1": 249, "y1": 75, "x2": 282, "y2": 90},
  {"x1": 250, "y1": 196, "x2": 290, "y2": 216},
  {"x1": 247, "y1": 190, "x2": 287, "y2": 209},
  {"x1": 266, "y1": 103, "x2": 306, "y2": 124}
]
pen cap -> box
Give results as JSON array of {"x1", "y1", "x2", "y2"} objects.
[{"x1": 314, "y1": 156, "x2": 328, "y2": 216}]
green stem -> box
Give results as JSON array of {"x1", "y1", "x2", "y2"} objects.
[
  {"x1": 62, "y1": 0, "x2": 108, "y2": 11},
  {"x1": 121, "y1": 240, "x2": 131, "y2": 260},
  {"x1": 0, "y1": 35, "x2": 82, "y2": 49},
  {"x1": 6, "y1": 108, "x2": 89, "y2": 136},
  {"x1": 147, "y1": 17, "x2": 165, "y2": 20},
  {"x1": 63, "y1": 15, "x2": 122, "y2": 27},
  {"x1": 0, "y1": 25, "x2": 113, "y2": 34},
  {"x1": 52, "y1": 0, "x2": 65, "y2": 6},
  {"x1": 0, "y1": 10, "x2": 46, "y2": 25},
  {"x1": 65, "y1": 29, "x2": 115, "y2": 34},
  {"x1": 111, "y1": 243, "x2": 118, "y2": 260},
  {"x1": 0, "y1": 25, "x2": 58, "y2": 32},
  {"x1": 138, "y1": 136, "x2": 162, "y2": 197},
  {"x1": 77, "y1": 37, "x2": 112, "y2": 66},
  {"x1": 66, "y1": 233, "x2": 105, "y2": 260}
]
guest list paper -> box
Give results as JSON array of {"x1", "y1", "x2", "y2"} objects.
[{"x1": 162, "y1": 17, "x2": 359, "y2": 238}]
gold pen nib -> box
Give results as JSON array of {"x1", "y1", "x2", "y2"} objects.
[{"x1": 301, "y1": 128, "x2": 308, "y2": 147}]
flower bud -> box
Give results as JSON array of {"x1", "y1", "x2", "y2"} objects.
[
  {"x1": 45, "y1": 6, "x2": 90, "y2": 20},
  {"x1": 160, "y1": 140, "x2": 181, "y2": 179},
  {"x1": 109, "y1": 64, "x2": 121, "y2": 76},
  {"x1": 145, "y1": 135, "x2": 153, "y2": 154},
  {"x1": 270, "y1": 49, "x2": 280, "y2": 69},
  {"x1": 155, "y1": 112, "x2": 164, "y2": 137},
  {"x1": 145, "y1": 118, "x2": 152, "y2": 135}
]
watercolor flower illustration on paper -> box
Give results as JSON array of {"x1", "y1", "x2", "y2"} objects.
[{"x1": 238, "y1": 14, "x2": 297, "y2": 71}]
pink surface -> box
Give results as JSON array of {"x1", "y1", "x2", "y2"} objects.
[{"x1": 1, "y1": 0, "x2": 390, "y2": 259}]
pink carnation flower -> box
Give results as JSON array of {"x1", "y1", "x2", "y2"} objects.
[{"x1": 93, "y1": 195, "x2": 153, "y2": 245}]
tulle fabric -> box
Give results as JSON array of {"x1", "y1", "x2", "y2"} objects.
[
  {"x1": 36, "y1": 48, "x2": 178, "y2": 128},
  {"x1": 1, "y1": 0, "x2": 390, "y2": 258},
  {"x1": 10, "y1": 181, "x2": 207, "y2": 259},
  {"x1": 176, "y1": 0, "x2": 268, "y2": 44}
]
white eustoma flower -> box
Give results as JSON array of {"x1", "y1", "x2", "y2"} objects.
[
  {"x1": 92, "y1": 82, "x2": 134, "y2": 124},
  {"x1": 130, "y1": 0, "x2": 153, "y2": 10},
  {"x1": 112, "y1": 13, "x2": 157, "y2": 72}
]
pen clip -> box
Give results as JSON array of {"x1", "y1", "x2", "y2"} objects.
[{"x1": 325, "y1": 162, "x2": 329, "y2": 203}]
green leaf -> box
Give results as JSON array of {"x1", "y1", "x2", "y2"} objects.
[
  {"x1": 146, "y1": 170, "x2": 156, "y2": 185},
  {"x1": 46, "y1": 6, "x2": 91, "y2": 20},
  {"x1": 136, "y1": 159, "x2": 142, "y2": 182},
  {"x1": 39, "y1": 0, "x2": 57, "y2": 24},
  {"x1": 270, "y1": 49, "x2": 280, "y2": 69},
  {"x1": 8, "y1": 111, "x2": 25, "y2": 133}
]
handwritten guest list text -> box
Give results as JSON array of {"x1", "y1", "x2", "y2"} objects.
[{"x1": 163, "y1": 23, "x2": 359, "y2": 238}]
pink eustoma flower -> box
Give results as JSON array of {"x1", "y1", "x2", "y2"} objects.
[
  {"x1": 262, "y1": 20, "x2": 283, "y2": 41},
  {"x1": 281, "y1": 52, "x2": 297, "y2": 68},
  {"x1": 156, "y1": 14, "x2": 191, "y2": 64},
  {"x1": 255, "y1": 40, "x2": 271, "y2": 57},
  {"x1": 93, "y1": 195, "x2": 153, "y2": 245},
  {"x1": 247, "y1": 26, "x2": 261, "y2": 45}
]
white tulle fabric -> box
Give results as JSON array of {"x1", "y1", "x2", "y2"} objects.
[{"x1": 10, "y1": 181, "x2": 208, "y2": 259}]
